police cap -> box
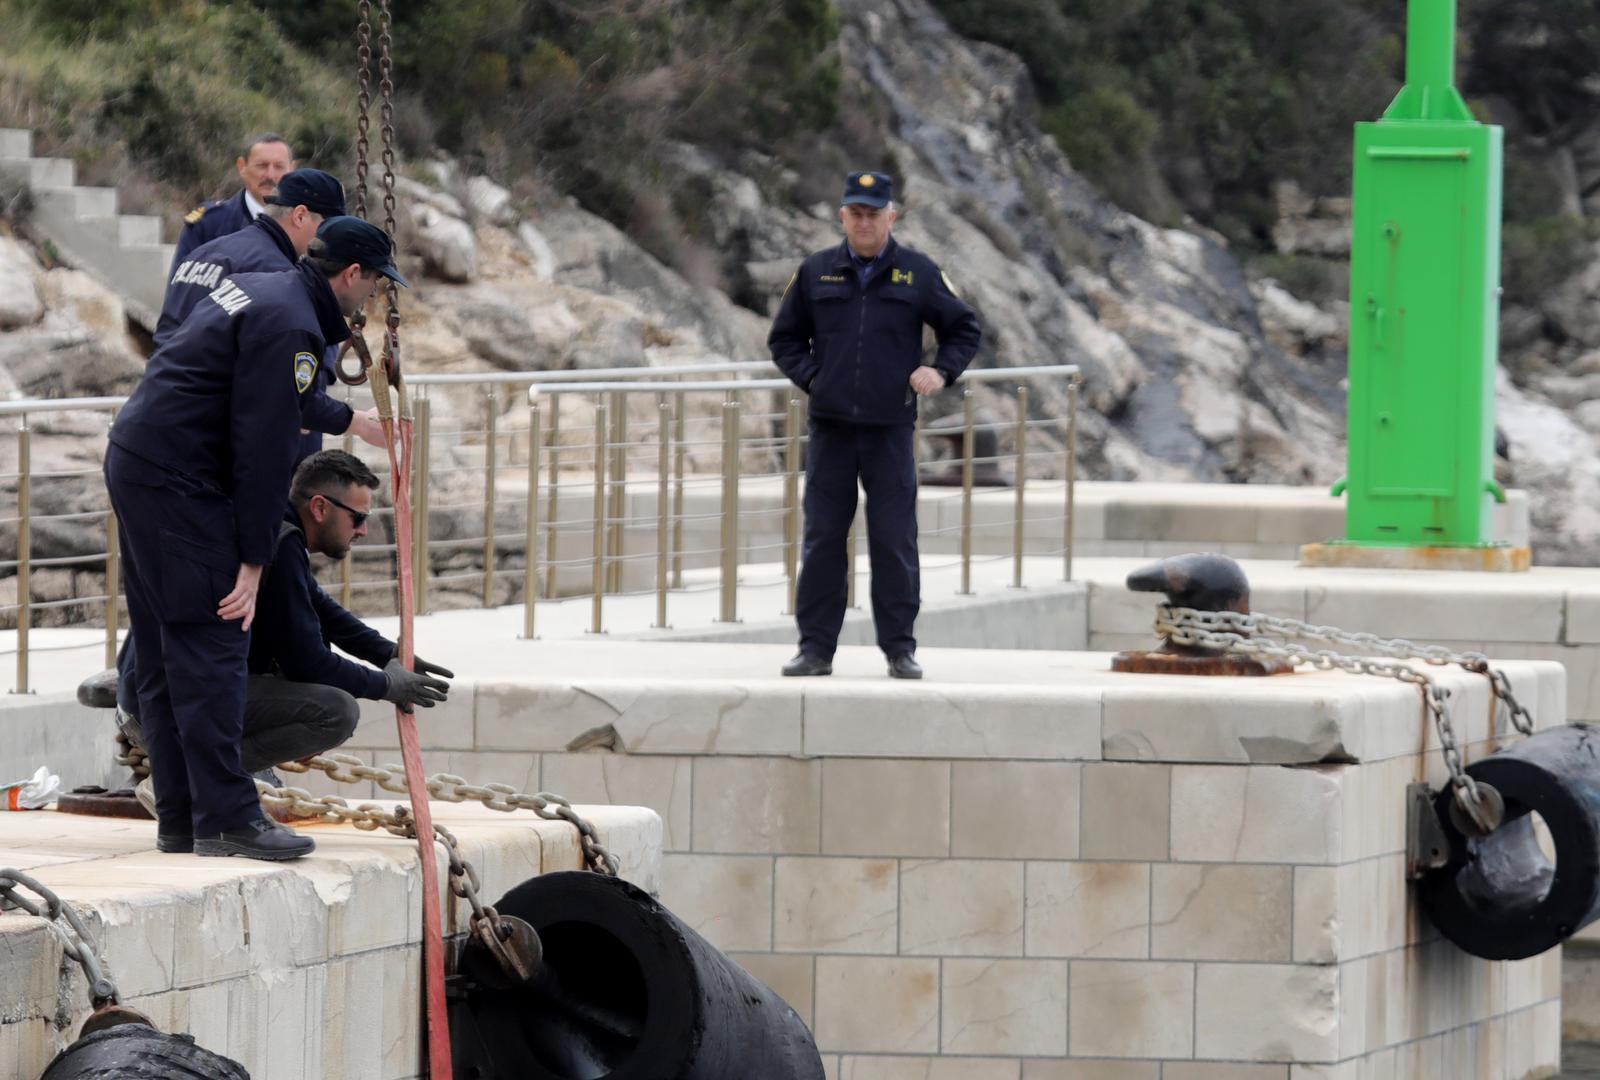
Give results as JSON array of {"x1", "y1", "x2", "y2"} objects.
[
  {"x1": 265, "y1": 168, "x2": 347, "y2": 218},
  {"x1": 315, "y1": 216, "x2": 409, "y2": 287},
  {"x1": 842, "y1": 171, "x2": 893, "y2": 209}
]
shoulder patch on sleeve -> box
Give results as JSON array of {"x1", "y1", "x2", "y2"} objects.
[
  {"x1": 294, "y1": 352, "x2": 317, "y2": 395},
  {"x1": 781, "y1": 270, "x2": 797, "y2": 299},
  {"x1": 183, "y1": 205, "x2": 207, "y2": 225},
  {"x1": 941, "y1": 270, "x2": 960, "y2": 297}
]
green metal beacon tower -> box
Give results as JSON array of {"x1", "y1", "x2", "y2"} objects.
[{"x1": 1303, "y1": 0, "x2": 1529, "y2": 572}]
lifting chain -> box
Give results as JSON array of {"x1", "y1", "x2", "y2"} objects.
[
  {"x1": 1155, "y1": 605, "x2": 1539, "y2": 837},
  {"x1": 268, "y1": 757, "x2": 621, "y2": 876},
  {"x1": 0, "y1": 869, "x2": 120, "y2": 1008},
  {"x1": 113, "y1": 733, "x2": 619, "y2": 876}
]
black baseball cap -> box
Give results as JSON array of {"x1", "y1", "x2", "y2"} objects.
[
  {"x1": 315, "y1": 216, "x2": 409, "y2": 287},
  {"x1": 265, "y1": 168, "x2": 347, "y2": 218},
  {"x1": 842, "y1": 171, "x2": 893, "y2": 209}
]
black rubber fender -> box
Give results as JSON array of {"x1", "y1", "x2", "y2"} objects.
[
  {"x1": 456, "y1": 871, "x2": 824, "y2": 1080},
  {"x1": 1418, "y1": 723, "x2": 1600, "y2": 960},
  {"x1": 39, "y1": 1023, "x2": 249, "y2": 1080}
]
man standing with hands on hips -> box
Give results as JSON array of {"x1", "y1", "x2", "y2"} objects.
[
  {"x1": 105, "y1": 216, "x2": 407, "y2": 861},
  {"x1": 768, "y1": 171, "x2": 981, "y2": 679}
]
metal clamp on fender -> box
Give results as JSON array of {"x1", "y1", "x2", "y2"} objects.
[{"x1": 1415, "y1": 723, "x2": 1600, "y2": 960}]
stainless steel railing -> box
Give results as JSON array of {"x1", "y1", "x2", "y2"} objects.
[{"x1": 0, "y1": 361, "x2": 1081, "y2": 692}]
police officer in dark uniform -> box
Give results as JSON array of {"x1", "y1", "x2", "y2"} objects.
[
  {"x1": 170, "y1": 133, "x2": 295, "y2": 275},
  {"x1": 769, "y1": 171, "x2": 981, "y2": 679},
  {"x1": 106, "y1": 216, "x2": 405, "y2": 860},
  {"x1": 115, "y1": 451, "x2": 452, "y2": 791},
  {"x1": 156, "y1": 168, "x2": 384, "y2": 458}
]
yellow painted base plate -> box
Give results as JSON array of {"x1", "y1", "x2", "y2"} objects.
[{"x1": 1298, "y1": 542, "x2": 1532, "y2": 573}]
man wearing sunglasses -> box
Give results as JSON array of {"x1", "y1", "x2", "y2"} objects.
[{"x1": 116, "y1": 450, "x2": 451, "y2": 810}]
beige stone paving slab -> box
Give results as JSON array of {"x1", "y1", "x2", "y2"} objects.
[
  {"x1": 942, "y1": 957, "x2": 1069, "y2": 1056},
  {"x1": 1024, "y1": 862, "x2": 1149, "y2": 959},
  {"x1": 1195, "y1": 962, "x2": 1340, "y2": 1062},
  {"x1": 1068, "y1": 959, "x2": 1194, "y2": 1059},
  {"x1": 774, "y1": 857, "x2": 898, "y2": 954},
  {"x1": 1020, "y1": 1063, "x2": 1159, "y2": 1080},
  {"x1": 814, "y1": 955, "x2": 941, "y2": 1054},
  {"x1": 952, "y1": 761, "x2": 1080, "y2": 860}
]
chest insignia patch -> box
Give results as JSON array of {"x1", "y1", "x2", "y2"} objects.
[
  {"x1": 890, "y1": 269, "x2": 914, "y2": 285},
  {"x1": 294, "y1": 352, "x2": 317, "y2": 395}
]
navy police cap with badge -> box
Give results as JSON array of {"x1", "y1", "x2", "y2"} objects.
[
  {"x1": 314, "y1": 216, "x2": 409, "y2": 287},
  {"x1": 265, "y1": 168, "x2": 347, "y2": 219},
  {"x1": 842, "y1": 171, "x2": 893, "y2": 209}
]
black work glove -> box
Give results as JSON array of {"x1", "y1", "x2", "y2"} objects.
[
  {"x1": 382, "y1": 657, "x2": 450, "y2": 713},
  {"x1": 413, "y1": 655, "x2": 454, "y2": 680}
]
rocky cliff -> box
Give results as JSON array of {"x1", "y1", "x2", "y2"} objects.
[{"x1": 4, "y1": 0, "x2": 1597, "y2": 571}]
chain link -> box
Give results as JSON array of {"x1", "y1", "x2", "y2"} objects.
[
  {"x1": 376, "y1": 0, "x2": 402, "y2": 357},
  {"x1": 1156, "y1": 606, "x2": 1536, "y2": 735},
  {"x1": 115, "y1": 732, "x2": 618, "y2": 875},
  {"x1": 273, "y1": 756, "x2": 621, "y2": 876},
  {"x1": 354, "y1": 0, "x2": 372, "y2": 222},
  {"x1": 1154, "y1": 605, "x2": 1539, "y2": 835},
  {"x1": 0, "y1": 869, "x2": 119, "y2": 1007}
]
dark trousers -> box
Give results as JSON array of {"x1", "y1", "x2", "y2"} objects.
[
  {"x1": 795, "y1": 418, "x2": 920, "y2": 659},
  {"x1": 105, "y1": 443, "x2": 261, "y2": 836},
  {"x1": 120, "y1": 665, "x2": 360, "y2": 775}
]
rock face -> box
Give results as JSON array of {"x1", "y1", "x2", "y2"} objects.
[{"x1": 6, "y1": 0, "x2": 1600, "y2": 566}]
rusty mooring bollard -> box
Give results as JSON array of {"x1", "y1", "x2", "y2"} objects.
[{"x1": 1110, "y1": 552, "x2": 1294, "y2": 676}]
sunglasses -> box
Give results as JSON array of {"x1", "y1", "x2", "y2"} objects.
[{"x1": 318, "y1": 493, "x2": 369, "y2": 529}]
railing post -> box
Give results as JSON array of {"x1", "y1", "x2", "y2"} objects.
[
  {"x1": 523, "y1": 400, "x2": 540, "y2": 640},
  {"x1": 482, "y1": 388, "x2": 499, "y2": 608},
  {"x1": 959, "y1": 390, "x2": 974, "y2": 596},
  {"x1": 846, "y1": 519, "x2": 858, "y2": 608},
  {"x1": 783, "y1": 397, "x2": 801, "y2": 616},
  {"x1": 654, "y1": 398, "x2": 671, "y2": 629},
  {"x1": 545, "y1": 393, "x2": 561, "y2": 597},
  {"x1": 1013, "y1": 385, "x2": 1029, "y2": 589},
  {"x1": 672, "y1": 391, "x2": 686, "y2": 589},
  {"x1": 14, "y1": 416, "x2": 30, "y2": 694},
  {"x1": 340, "y1": 425, "x2": 354, "y2": 608},
  {"x1": 104, "y1": 409, "x2": 120, "y2": 670},
  {"x1": 718, "y1": 397, "x2": 740, "y2": 623},
  {"x1": 590, "y1": 397, "x2": 607, "y2": 634},
  {"x1": 607, "y1": 390, "x2": 626, "y2": 595},
  {"x1": 1065, "y1": 373, "x2": 1080, "y2": 582},
  {"x1": 412, "y1": 395, "x2": 432, "y2": 615}
]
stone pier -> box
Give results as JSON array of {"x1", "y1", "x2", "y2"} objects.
[
  {"x1": 0, "y1": 803, "x2": 661, "y2": 1080},
  {"x1": 309, "y1": 638, "x2": 1566, "y2": 1078}
]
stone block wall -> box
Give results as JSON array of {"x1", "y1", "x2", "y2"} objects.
[
  {"x1": 0, "y1": 804, "x2": 660, "y2": 1080},
  {"x1": 326, "y1": 650, "x2": 1565, "y2": 1077}
]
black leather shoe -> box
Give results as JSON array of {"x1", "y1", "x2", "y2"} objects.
[
  {"x1": 782, "y1": 652, "x2": 833, "y2": 677},
  {"x1": 157, "y1": 834, "x2": 194, "y2": 854},
  {"x1": 195, "y1": 818, "x2": 315, "y2": 861},
  {"x1": 887, "y1": 653, "x2": 923, "y2": 679}
]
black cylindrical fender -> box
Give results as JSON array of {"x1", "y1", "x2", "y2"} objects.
[
  {"x1": 454, "y1": 871, "x2": 824, "y2": 1080},
  {"x1": 39, "y1": 1023, "x2": 249, "y2": 1080},
  {"x1": 1418, "y1": 723, "x2": 1600, "y2": 960}
]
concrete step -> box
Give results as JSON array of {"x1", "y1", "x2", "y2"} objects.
[
  {"x1": 0, "y1": 128, "x2": 31, "y2": 158},
  {"x1": 117, "y1": 214, "x2": 161, "y2": 247},
  {"x1": 0, "y1": 155, "x2": 74, "y2": 189},
  {"x1": 34, "y1": 184, "x2": 116, "y2": 219},
  {"x1": 106, "y1": 242, "x2": 170, "y2": 316}
]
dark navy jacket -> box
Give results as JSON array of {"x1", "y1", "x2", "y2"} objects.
[
  {"x1": 170, "y1": 190, "x2": 254, "y2": 275},
  {"x1": 116, "y1": 515, "x2": 395, "y2": 709},
  {"x1": 768, "y1": 238, "x2": 981, "y2": 426},
  {"x1": 248, "y1": 513, "x2": 394, "y2": 699},
  {"x1": 155, "y1": 215, "x2": 351, "y2": 449},
  {"x1": 110, "y1": 261, "x2": 352, "y2": 566}
]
